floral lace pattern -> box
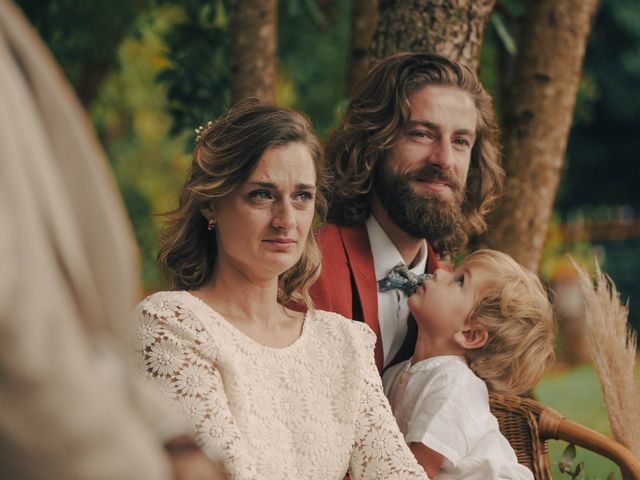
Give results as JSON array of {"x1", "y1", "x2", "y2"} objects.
[{"x1": 133, "y1": 291, "x2": 428, "y2": 480}]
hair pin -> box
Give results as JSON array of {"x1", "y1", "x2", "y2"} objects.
[{"x1": 195, "y1": 120, "x2": 213, "y2": 142}]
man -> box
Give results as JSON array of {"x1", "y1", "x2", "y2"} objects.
[
  {"x1": 0, "y1": 1, "x2": 224, "y2": 478},
  {"x1": 311, "y1": 52, "x2": 504, "y2": 371}
]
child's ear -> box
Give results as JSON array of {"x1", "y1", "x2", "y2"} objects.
[{"x1": 454, "y1": 325, "x2": 488, "y2": 350}]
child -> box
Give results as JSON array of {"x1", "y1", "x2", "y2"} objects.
[{"x1": 383, "y1": 249, "x2": 555, "y2": 480}]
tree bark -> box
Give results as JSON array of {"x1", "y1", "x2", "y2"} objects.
[
  {"x1": 346, "y1": 0, "x2": 379, "y2": 95},
  {"x1": 485, "y1": 0, "x2": 599, "y2": 271},
  {"x1": 370, "y1": 0, "x2": 496, "y2": 71},
  {"x1": 228, "y1": 0, "x2": 277, "y2": 104}
]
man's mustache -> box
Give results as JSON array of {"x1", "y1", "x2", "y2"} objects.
[{"x1": 404, "y1": 166, "x2": 463, "y2": 193}]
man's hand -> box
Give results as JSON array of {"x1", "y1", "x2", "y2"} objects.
[{"x1": 165, "y1": 435, "x2": 227, "y2": 480}]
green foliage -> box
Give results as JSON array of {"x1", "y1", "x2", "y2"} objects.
[
  {"x1": 591, "y1": 238, "x2": 640, "y2": 333},
  {"x1": 539, "y1": 215, "x2": 596, "y2": 281},
  {"x1": 277, "y1": 0, "x2": 351, "y2": 135},
  {"x1": 496, "y1": 0, "x2": 524, "y2": 17},
  {"x1": 558, "y1": 444, "x2": 585, "y2": 479},
  {"x1": 490, "y1": 13, "x2": 516, "y2": 56},
  {"x1": 557, "y1": 0, "x2": 640, "y2": 211},
  {"x1": 155, "y1": 0, "x2": 230, "y2": 139},
  {"x1": 90, "y1": 7, "x2": 192, "y2": 288},
  {"x1": 556, "y1": 443, "x2": 619, "y2": 480},
  {"x1": 15, "y1": 0, "x2": 150, "y2": 92},
  {"x1": 155, "y1": 0, "x2": 351, "y2": 140}
]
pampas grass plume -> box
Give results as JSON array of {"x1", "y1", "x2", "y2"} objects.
[{"x1": 572, "y1": 259, "x2": 640, "y2": 458}]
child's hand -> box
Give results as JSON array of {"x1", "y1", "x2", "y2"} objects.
[{"x1": 409, "y1": 442, "x2": 444, "y2": 478}]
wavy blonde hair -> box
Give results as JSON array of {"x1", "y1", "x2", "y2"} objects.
[
  {"x1": 326, "y1": 52, "x2": 503, "y2": 256},
  {"x1": 158, "y1": 101, "x2": 327, "y2": 308},
  {"x1": 463, "y1": 250, "x2": 556, "y2": 395}
]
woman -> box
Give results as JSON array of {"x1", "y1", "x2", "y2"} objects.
[{"x1": 134, "y1": 101, "x2": 428, "y2": 479}]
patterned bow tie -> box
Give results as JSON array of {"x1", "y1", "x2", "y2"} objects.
[{"x1": 378, "y1": 262, "x2": 432, "y2": 296}]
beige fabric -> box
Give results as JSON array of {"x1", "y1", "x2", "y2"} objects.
[
  {"x1": 0, "y1": 1, "x2": 185, "y2": 478},
  {"x1": 134, "y1": 291, "x2": 428, "y2": 480}
]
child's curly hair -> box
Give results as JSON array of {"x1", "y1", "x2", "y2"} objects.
[{"x1": 463, "y1": 249, "x2": 556, "y2": 395}]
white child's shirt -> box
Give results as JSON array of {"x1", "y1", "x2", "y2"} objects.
[{"x1": 383, "y1": 355, "x2": 533, "y2": 480}]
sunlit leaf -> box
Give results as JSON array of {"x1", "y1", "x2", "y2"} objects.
[
  {"x1": 491, "y1": 12, "x2": 517, "y2": 55},
  {"x1": 561, "y1": 443, "x2": 577, "y2": 464},
  {"x1": 558, "y1": 460, "x2": 572, "y2": 474}
]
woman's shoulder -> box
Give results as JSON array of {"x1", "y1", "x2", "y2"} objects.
[
  {"x1": 136, "y1": 290, "x2": 189, "y2": 315},
  {"x1": 134, "y1": 290, "x2": 213, "y2": 344},
  {"x1": 134, "y1": 291, "x2": 209, "y2": 331},
  {"x1": 139, "y1": 290, "x2": 184, "y2": 303},
  {"x1": 310, "y1": 309, "x2": 376, "y2": 349}
]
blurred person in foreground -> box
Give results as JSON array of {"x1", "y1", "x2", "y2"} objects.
[
  {"x1": 134, "y1": 101, "x2": 429, "y2": 479},
  {"x1": 0, "y1": 1, "x2": 225, "y2": 478}
]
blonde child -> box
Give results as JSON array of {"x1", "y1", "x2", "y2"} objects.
[{"x1": 383, "y1": 249, "x2": 555, "y2": 480}]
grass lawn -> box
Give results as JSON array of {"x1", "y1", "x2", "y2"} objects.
[{"x1": 534, "y1": 364, "x2": 639, "y2": 479}]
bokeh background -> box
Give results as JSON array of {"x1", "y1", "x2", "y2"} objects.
[{"x1": 16, "y1": 0, "x2": 640, "y2": 477}]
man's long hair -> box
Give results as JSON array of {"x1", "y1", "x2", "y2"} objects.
[{"x1": 325, "y1": 52, "x2": 504, "y2": 256}]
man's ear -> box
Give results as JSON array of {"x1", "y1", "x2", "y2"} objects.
[{"x1": 453, "y1": 325, "x2": 488, "y2": 350}]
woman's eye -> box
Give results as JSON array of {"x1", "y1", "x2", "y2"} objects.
[
  {"x1": 455, "y1": 275, "x2": 464, "y2": 286},
  {"x1": 295, "y1": 191, "x2": 314, "y2": 202},
  {"x1": 249, "y1": 190, "x2": 273, "y2": 200}
]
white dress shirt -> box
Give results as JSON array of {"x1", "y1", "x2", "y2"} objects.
[{"x1": 366, "y1": 216, "x2": 427, "y2": 368}]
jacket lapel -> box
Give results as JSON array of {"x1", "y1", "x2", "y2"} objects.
[
  {"x1": 425, "y1": 241, "x2": 442, "y2": 274},
  {"x1": 338, "y1": 225, "x2": 383, "y2": 371}
]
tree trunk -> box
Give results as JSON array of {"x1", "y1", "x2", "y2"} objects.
[
  {"x1": 370, "y1": 0, "x2": 496, "y2": 71},
  {"x1": 485, "y1": 0, "x2": 599, "y2": 271},
  {"x1": 346, "y1": 0, "x2": 378, "y2": 95},
  {"x1": 228, "y1": 0, "x2": 277, "y2": 104}
]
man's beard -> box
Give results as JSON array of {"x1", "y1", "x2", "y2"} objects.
[{"x1": 374, "y1": 162, "x2": 466, "y2": 242}]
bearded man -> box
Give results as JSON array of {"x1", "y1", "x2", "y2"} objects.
[{"x1": 311, "y1": 53, "x2": 504, "y2": 372}]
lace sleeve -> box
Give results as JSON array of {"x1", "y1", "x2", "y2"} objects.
[
  {"x1": 133, "y1": 297, "x2": 264, "y2": 480},
  {"x1": 349, "y1": 327, "x2": 429, "y2": 480}
]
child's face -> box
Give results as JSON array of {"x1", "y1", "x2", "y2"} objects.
[{"x1": 408, "y1": 261, "x2": 489, "y2": 338}]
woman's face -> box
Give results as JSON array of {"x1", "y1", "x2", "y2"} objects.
[{"x1": 207, "y1": 142, "x2": 317, "y2": 283}]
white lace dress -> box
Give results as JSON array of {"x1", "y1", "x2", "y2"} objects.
[{"x1": 133, "y1": 291, "x2": 427, "y2": 480}]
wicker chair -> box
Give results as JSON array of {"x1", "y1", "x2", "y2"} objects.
[{"x1": 489, "y1": 393, "x2": 640, "y2": 480}]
